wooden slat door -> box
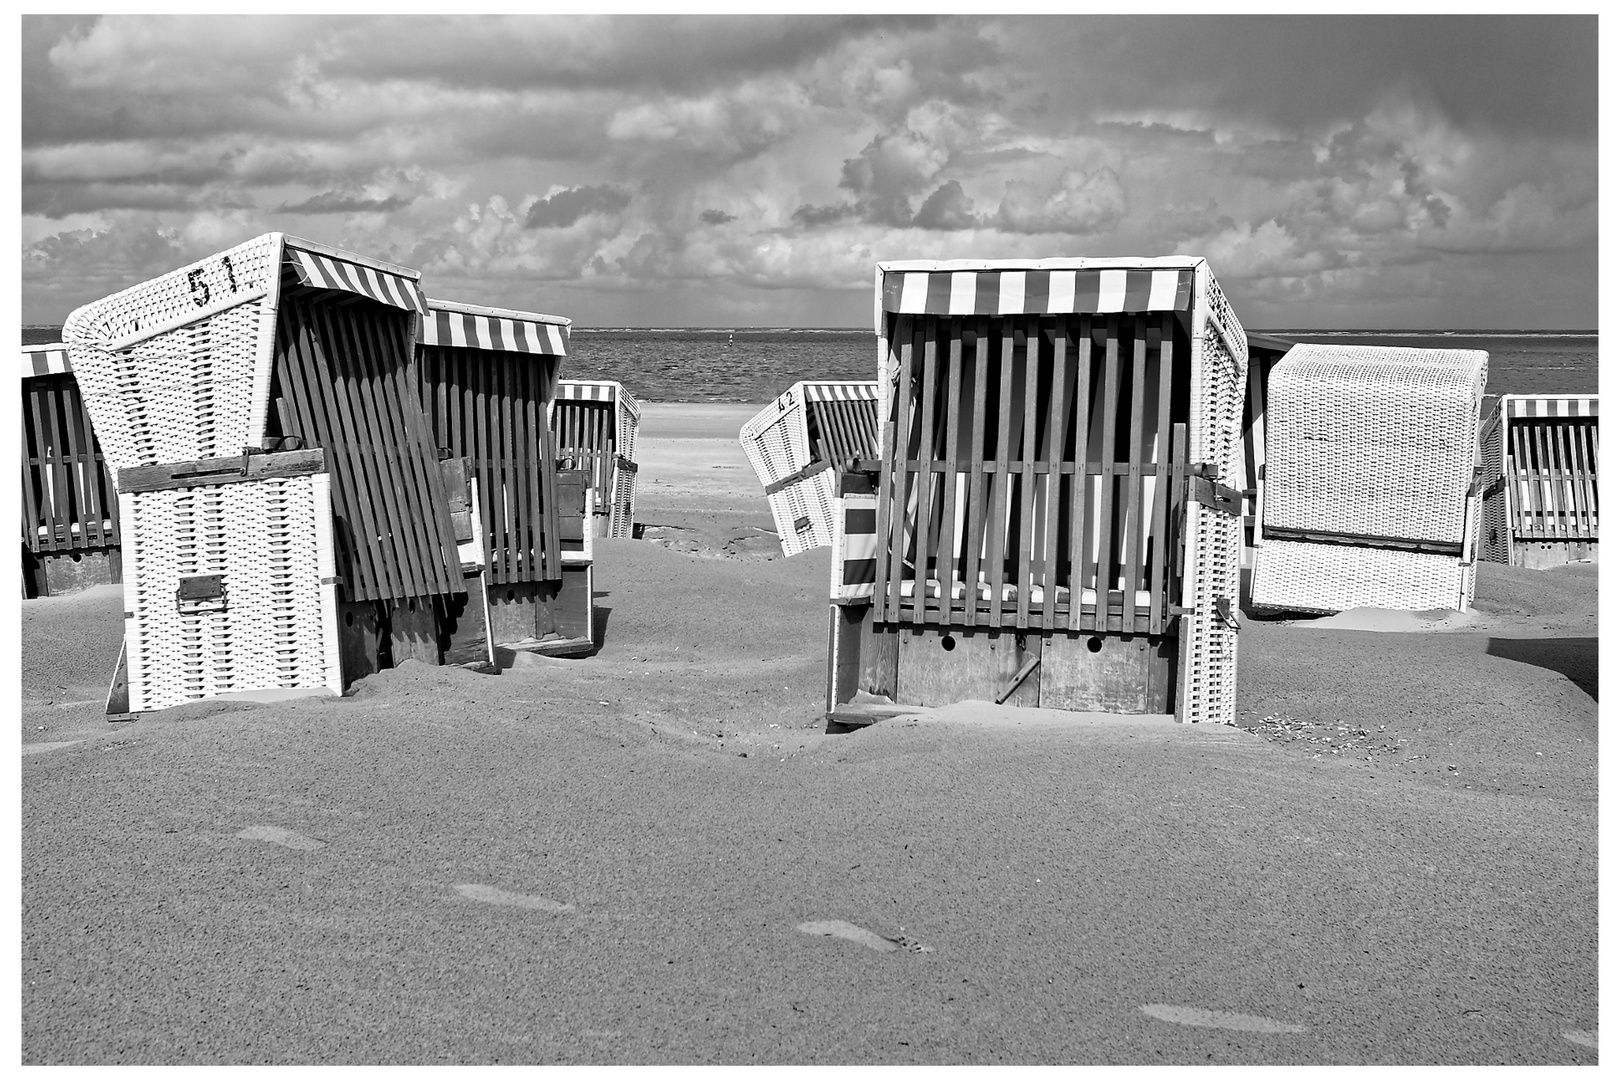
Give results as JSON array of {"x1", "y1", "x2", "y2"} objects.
[
  {"x1": 873, "y1": 312, "x2": 1187, "y2": 635},
  {"x1": 21, "y1": 376, "x2": 119, "y2": 553}
]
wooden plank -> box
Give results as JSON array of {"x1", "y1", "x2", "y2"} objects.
[
  {"x1": 963, "y1": 316, "x2": 990, "y2": 627},
  {"x1": 1148, "y1": 312, "x2": 1174, "y2": 635},
  {"x1": 1068, "y1": 316, "x2": 1094, "y2": 632},
  {"x1": 1573, "y1": 421, "x2": 1597, "y2": 537},
  {"x1": 1122, "y1": 314, "x2": 1148, "y2": 634},
  {"x1": 941, "y1": 320, "x2": 964, "y2": 624},
  {"x1": 117, "y1": 449, "x2": 328, "y2": 493},
  {"x1": 1039, "y1": 632, "x2": 1175, "y2": 714},
  {"x1": 1510, "y1": 423, "x2": 1535, "y2": 536},
  {"x1": 876, "y1": 316, "x2": 910, "y2": 625},
  {"x1": 38, "y1": 383, "x2": 71, "y2": 551},
  {"x1": 987, "y1": 321, "x2": 1016, "y2": 628},
  {"x1": 1092, "y1": 317, "x2": 1121, "y2": 632},
  {"x1": 893, "y1": 626, "x2": 1039, "y2": 708},
  {"x1": 22, "y1": 386, "x2": 52, "y2": 551},
  {"x1": 1014, "y1": 314, "x2": 1040, "y2": 630},
  {"x1": 537, "y1": 359, "x2": 563, "y2": 581},
  {"x1": 911, "y1": 318, "x2": 939, "y2": 626},
  {"x1": 1040, "y1": 320, "x2": 1067, "y2": 630},
  {"x1": 60, "y1": 383, "x2": 98, "y2": 547}
]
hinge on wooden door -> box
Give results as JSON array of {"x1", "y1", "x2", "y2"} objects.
[{"x1": 1188, "y1": 471, "x2": 1244, "y2": 517}]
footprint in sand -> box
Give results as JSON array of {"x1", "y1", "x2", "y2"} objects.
[
  {"x1": 1141, "y1": 1003, "x2": 1305, "y2": 1034},
  {"x1": 23, "y1": 741, "x2": 83, "y2": 756},
  {"x1": 1562, "y1": 1029, "x2": 1597, "y2": 1050},
  {"x1": 798, "y1": 920, "x2": 933, "y2": 953},
  {"x1": 454, "y1": 884, "x2": 573, "y2": 912},
  {"x1": 237, "y1": 825, "x2": 327, "y2": 851}
]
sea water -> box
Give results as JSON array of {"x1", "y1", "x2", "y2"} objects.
[{"x1": 25, "y1": 325, "x2": 1596, "y2": 403}]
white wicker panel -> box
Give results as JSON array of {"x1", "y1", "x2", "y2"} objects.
[
  {"x1": 1264, "y1": 345, "x2": 1487, "y2": 544},
  {"x1": 740, "y1": 392, "x2": 811, "y2": 487},
  {"x1": 608, "y1": 462, "x2": 637, "y2": 539},
  {"x1": 121, "y1": 474, "x2": 337, "y2": 712},
  {"x1": 767, "y1": 469, "x2": 838, "y2": 557},
  {"x1": 1250, "y1": 539, "x2": 1471, "y2": 614},
  {"x1": 67, "y1": 297, "x2": 268, "y2": 473}
]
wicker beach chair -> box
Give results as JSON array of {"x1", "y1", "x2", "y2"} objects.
[
  {"x1": 740, "y1": 380, "x2": 881, "y2": 556},
  {"x1": 1235, "y1": 332, "x2": 1297, "y2": 567},
  {"x1": 62, "y1": 233, "x2": 465, "y2": 712},
  {"x1": 826, "y1": 257, "x2": 1249, "y2": 725},
  {"x1": 1478, "y1": 394, "x2": 1597, "y2": 569},
  {"x1": 417, "y1": 298, "x2": 595, "y2": 657},
  {"x1": 1249, "y1": 344, "x2": 1489, "y2": 614},
  {"x1": 552, "y1": 379, "x2": 641, "y2": 539},
  {"x1": 20, "y1": 341, "x2": 122, "y2": 596}
]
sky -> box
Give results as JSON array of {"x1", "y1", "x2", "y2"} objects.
[{"x1": 16, "y1": 12, "x2": 1602, "y2": 330}]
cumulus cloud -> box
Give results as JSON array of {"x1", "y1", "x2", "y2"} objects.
[
  {"x1": 524, "y1": 185, "x2": 633, "y2": 229},
  {"x1": 994, "y1": 168, "x2": 1127, "y2": 235},
  {"x1": 277, "y1": 190, "x2": 413, "y2": 214},
  {"x1": 700, "y1": 209, "x2": 737, "y2": 224}
]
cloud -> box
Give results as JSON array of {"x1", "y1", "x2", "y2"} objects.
[
  {"x1": 792, "y1": 203, "x2": 859, "y2": 228},
  {"x1": 912, "y1": 181, "x2": 979, "y2": 231},
  {"x1": 524, "y1": 185, "x2": 633, "y2": 229},
  {"x1": 700, "y1": 209, "x2": 737, "y2": 225},
  {"x1": 276, "y1": 190, "x2": 414, "y2": 214},
  {"x1": 994, "y1": 168, "x2": 1127, "y2": 235}
]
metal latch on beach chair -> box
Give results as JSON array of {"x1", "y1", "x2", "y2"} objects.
[
  {"x1": 1213, "y1": 597, "x2": 1240, "y2": 632},
  {"x1": 1188, "y1": 470, "x2": 1244, "y2": 517},
  {"x1": 176, "y1": 574, "x2": 227, "y2": 615}
]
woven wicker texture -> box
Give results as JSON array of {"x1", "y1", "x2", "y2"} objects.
[
  {"x1": 1263, "y1": 345, "x2": 1487, "y2": 544},
  {"x1": 119, "y1": 473, "x2": 339, "y2": 712},
  {"x1": 1250, "y1": 534, "x2": 1475, "y2": 613}
]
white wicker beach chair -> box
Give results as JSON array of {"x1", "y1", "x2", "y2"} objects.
[
  {"x1": 553, "y1": 379, "x2": 641, "y2": 539},
  {"x1": 1478, "y1": 393, "x2": 1597, "y2": 569},
  {"x1": 740, "y1": 380, "x2": 880, "y2": 556},
  {"x1": 61, "y1": 232, "x2": 453, "y2": 711},
  {"x1": 1250, "y1": 344, "x2": 1489, "y2": 614},
  {"x1": 827, "y1": 256, "x2": 1248, "y2": 726}
]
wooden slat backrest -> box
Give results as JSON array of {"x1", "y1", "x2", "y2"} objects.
[
  {"x1": 873, "y1": 311, "x2": 1189, "y2": 633},
  {"x1": 269, "y1": 292, "x2": 463, "y2": 602},
  {"x1": 1507, "y1": 417, "x2": 1598, "y2": 540},
  {"x1": 21, "y1": 374, "x2": 120, "y2": 552},
  {"x1": 418, "y1": 344, "x2": 563, "y2": 585},
  {"x1": 551, "y1": 399, "x2": 615, "y2": 495}
]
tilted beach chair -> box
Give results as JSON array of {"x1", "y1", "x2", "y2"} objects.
[
  {"x1": 740, "y1": 380, "x2": 881, "y2": 556},
  {"x1": 1478, "y1": 394, "x2": 1597, "y2": 569},
  {"x1": 20, "y1": 341, "x2": 122, "y2": 596},
  {"x1": 63, "y1": 233, "x2": 472, "y2": 712},
  {"x1": 552, "y1": 379, "x2": 641, "y2": 539},
  {"x1": 827, "y1": 257, "x2": 1249, "y2": 725},
  {"x1": 417, "y1": 298, "x2": 594, "y2": 657},
  {"x1": 1249, "y1": 344, "x2": 1489, "y2": 613}
]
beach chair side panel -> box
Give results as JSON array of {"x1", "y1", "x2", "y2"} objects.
[
  {"x1": 21, "y1": 371, "x2": 123, "y2": 594},
  {"x1": 266, "y1": 291, "x2": 466, "y2": 606}
]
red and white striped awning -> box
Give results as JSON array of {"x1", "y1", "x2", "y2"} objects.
[
  {"x1": 802, "y1": 381, "x2": 879, "y2": 403},
  {"x1": 421, "y1": 301, "x2": 569, "y2": 356},
  {"x1": 1505, "y1": 394, "x2": 1597, "y2": 419},
  {"x1": 284, "y1": 239, "x2": 426, "y2": 314},
  {"x1": 878, "y1": 262, "x2": 1194, "y2": 327},
  {"x1": 22, "y1": 343, "x2": 71, "y2": 378}
]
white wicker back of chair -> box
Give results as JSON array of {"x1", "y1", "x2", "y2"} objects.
[
  {"x1": 1264, "y1": 345, "x2": 1488, "y2": 545},
  {"x1": 62, "y1": 234, "x2": 283, "y2": 472}
]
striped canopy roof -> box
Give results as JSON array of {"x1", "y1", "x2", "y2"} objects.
[
  {"x1": 556, "y1": 379, "x2": 642, "y2": 421},
  {"x1": 801, "y1": 380, "x2": 878, "y2": 403},
  {"x1": 1503, "y1": 394, "x2": 1597, "y2": 419},
  {"x1": 421, "y1": 298, "x2": 570, "y2": 357},
  {"x1": 876, "y1": 258, "x2": 1199, "y2": 332},
  {"x1": 22, "y1": 342, "x2": 71, "y2": 378},
  {"x1": 284, "y1": 237, "x2": 425, "y2": 314}
]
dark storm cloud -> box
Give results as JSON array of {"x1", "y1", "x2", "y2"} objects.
[
  {"x1": 700, "y1": 209, "x2": 737, "y2": 225},
  {"x1": 1014, "y1": 14, "x2": 1597, "y2": 137},
  {"x1": 524, "y1": 185, "x2": 633, "y2": 229},
  {"x1": 791, "y1": 203, "x2": 859, "y2": 228},
  {"x1": 276, "y1": 191, "x2": 414, "y2": 214},
  {"x1": 911, "y1": 182, "x2": 979, "y2": 231}
]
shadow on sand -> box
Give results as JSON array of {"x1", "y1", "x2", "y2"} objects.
[{"x1": 1486, "y1": 637, "x2": 1598, "y2": 701}]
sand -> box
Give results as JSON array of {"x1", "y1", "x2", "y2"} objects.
[{"x1": 18, "y1": 404, "x2": 1599, "y2": 1065}]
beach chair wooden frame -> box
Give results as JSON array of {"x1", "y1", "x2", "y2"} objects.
[
  {"x1": 20, "y1": 342, "x2": 122, "y2": 596},
  {"x1": 1478, "y1": 394, "x2": 1597, "y2": 569},
  {"x1": 740, "y1": 380, "x2": 881, "y2": 556},
  {"x1": 1235, "y1": 332, "x2": 1296, "y2": 570},
  {"x1": 63, "y1": 232, "x2": 468, "y2": 710},
  {"x1": 827, "y1": 256, "x2": 1248, "y2": 726},
  {"x1": 553, "y1": 379, "x2": 641, "y2": 539},
  {"x1": 417, "y1": 298, "x2": 594, "y2": 657},
  {"x1": 1249, "y1": 344, "x2": 1489, "y2": 614}
]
